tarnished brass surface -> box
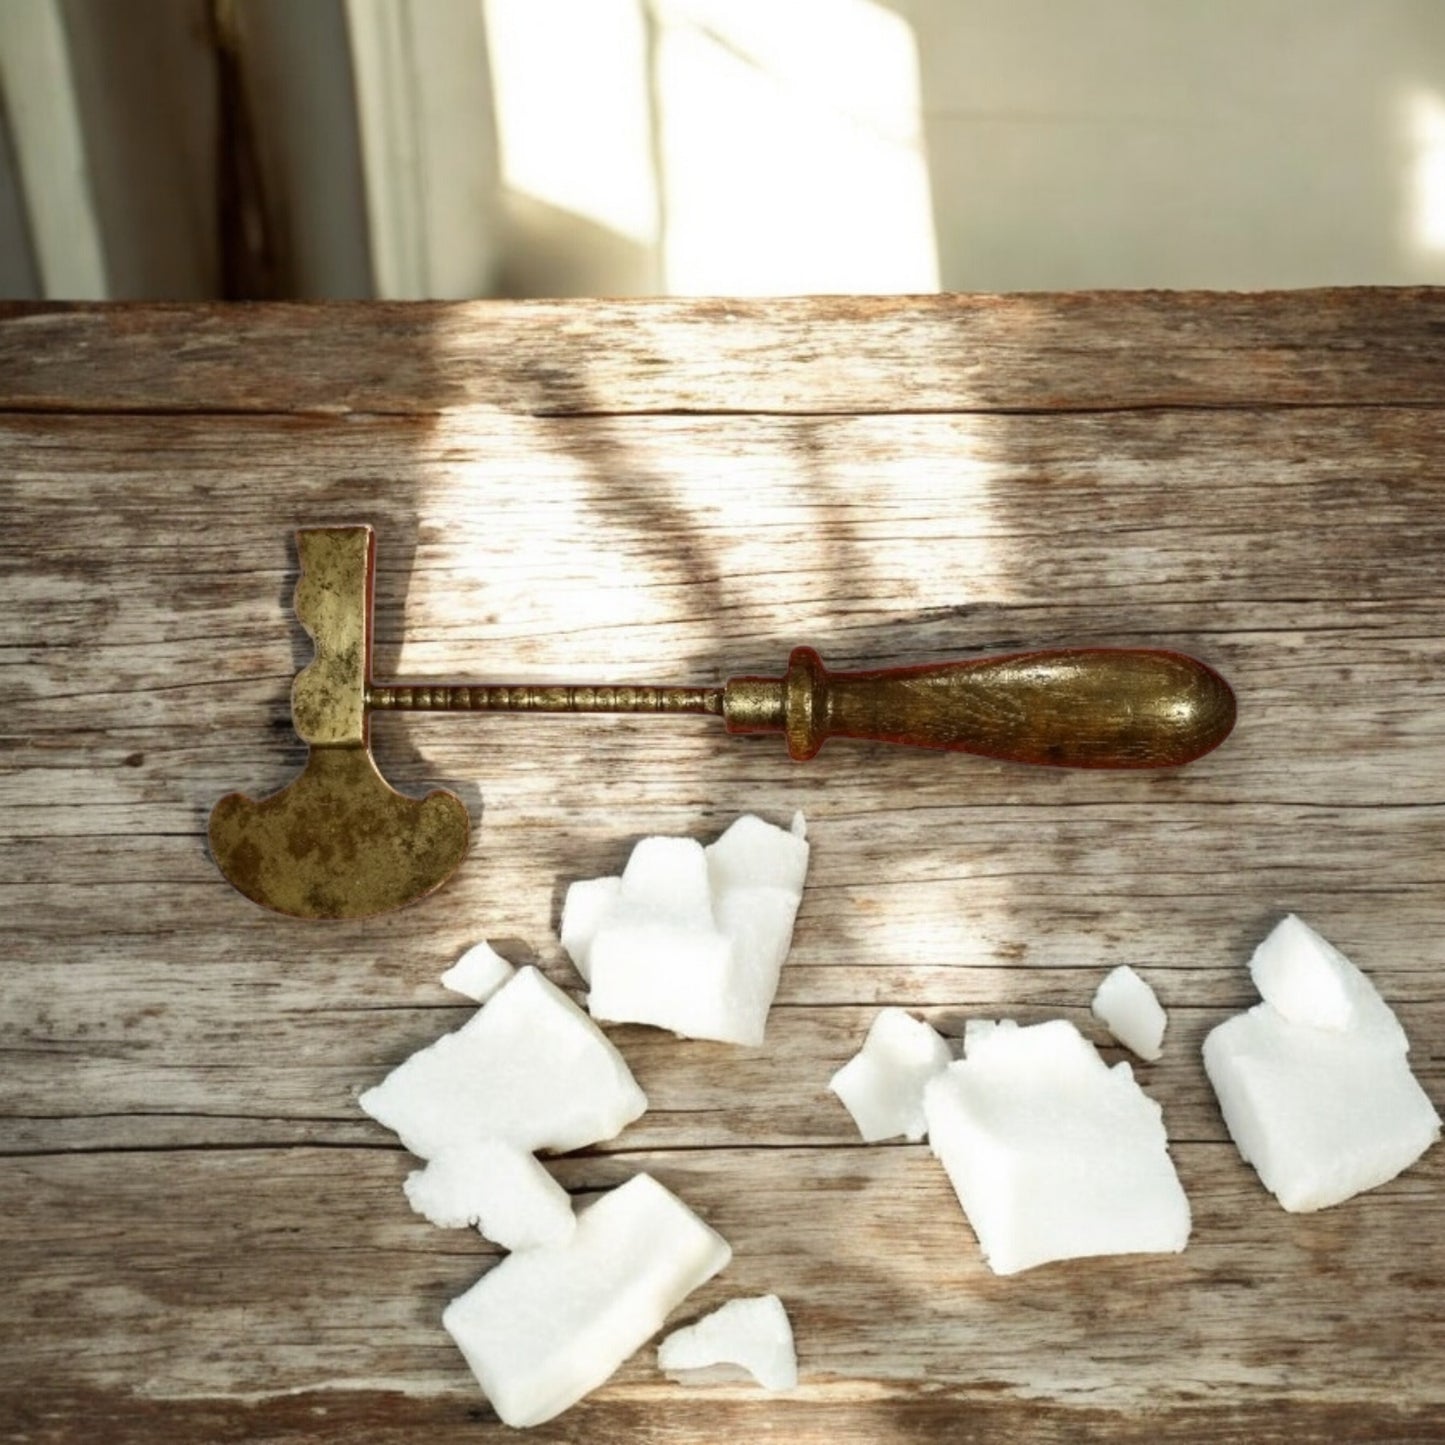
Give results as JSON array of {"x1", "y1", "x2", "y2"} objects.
[
  {"x1": 719, "y1": 677, "x2": 785, "y2": 733},
  {"x1": 291, "y1": 527, "x2": 371, "y2": 746},
  {"x1": 369, "y1": 683, "x2": 723, "y2": 714},
  {"x1": 208, "y1": 748, "x2": 469, "y2": 919},
  {"x1": 211, "y1": 523, "x2": 470, "y2": 918},
  {"x1": 725, "y1": 646, "x2": 1236, "y2": 766},
  {"x1": 209, "y1": 525, "x2": 1236, "y2": 918}
]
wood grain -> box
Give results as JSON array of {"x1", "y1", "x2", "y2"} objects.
[
  {"x1": 2, "y1": 294, "x2": 1443, "y2": 1442},
  {"x1": 3, "y1": 290, "x2": 1445, "y2": 415}
]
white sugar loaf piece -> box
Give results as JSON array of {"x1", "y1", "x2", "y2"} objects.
[
  {"x1": 585, "y1": 837, "x2": 733, "y2": 1040},
  {"x1": 1205, "y1": 1006, "x2": 1439, "y2": 1213},
  {"x1": 962, "y1": 1017, "x2": 1017, "y2": 1056},
  {"x1": 359, "y1": 966, "x2": 647, "y2": 1159},
  {"x1": 443, "y1": 1173, "x2": 732, "y2": 1429},
  {"x1": 705, "y1": 812, "x2": 810, "y2": 895},
  {"x1": 559, "y1": 877, "x2": 620, "y2": 984},
  {"x1": 587, "y1": 926, "x2": 734, "y2": 1041},
  {"x1": 564, "y1": 838, "x2": 719, "y2": 996},
  {"x1": 657, "y1": 1294, "x2": 797, "y2": 1390},
  {"x1": 439, "y1": 940, "x2": 516, "y2": 1003},
  {"x1": 1204, "y1": 916, "x2": 1439, "y2": 1213},
  {"x1": 924, "y1": 1019, "x2": 1191, "y2": 1275},
  {"x1": 622, "y1": 835, "x2": 717, "y2": 926},
  {"x1": 563, "y1": 813, "x2": 809, "y2": 1046},
  {"x1": 1248, "y1": 914, "x2": 1406, "y2": 1046},
  {"x1": 1092, "y1": 965, "x2": 1167, "y2": 1061},
  {"x1": 830, "y1": 1007, "x2": 952, "y2": 1142},
  {"x1": 404, "y1": 1140, "x2": 575, "y2": 1251},
  {"x1": 707, "y1": 885, "x2": 808, "y2": 1040}
]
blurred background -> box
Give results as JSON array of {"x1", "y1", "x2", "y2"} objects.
[{"x1": 3, "y1": 0, "x2": 1445, "y2": 300}]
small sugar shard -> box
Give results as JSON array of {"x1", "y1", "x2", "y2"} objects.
[
  {"x1": 405, "y1": 1140, "x2": 574, "y2": 1251},
  {"x1": 359, "y1": 966, "x2": 646, "y2": 1159},
  {"x1": 440, "y1": 941, "x2": 516, "y2": 1003},
  {"x1": 658, "y1": 1294, "x2": 797, "y2": 1390},
  {"x1": 443, "y1": 1173, "x2": 731, "y2": 1429},
  {"x1": 1092, "y1": 965, "x2": 1167, "y2": 1061},
  {"x1": 924, "y1": 1019, "x2": 1190, "y2": 1275},
  {"x1": 1205, "y1": 915, "x2": 1439, "y2": 1213},
  {"x1": 830, "y1": 1008, "x2": 952, "y2": 1142}
]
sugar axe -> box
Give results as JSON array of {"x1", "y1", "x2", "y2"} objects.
[{"x1": 209, "y1": 525, "x2": 1236, "y2": 919}]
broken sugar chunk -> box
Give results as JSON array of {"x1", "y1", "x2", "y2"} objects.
[
  {"x1": 620, "y1": 836, "x2": 716, "y2": 929},
  {"x1": 404, "y1": 1140, "x2": 574, "y2": 1251},
  {"x1": 1204, "y1": 1004, "x2": 1440, "y2": 1212},
  {"x1": 657, "y1": 1294, "x2": 797, "y2": 1390},
  {"x1": 1205, "y1": 917, "x2": 1439, "y2": 1212},
  {"x1": 443, "y1": 1173, "x2": 732, "y2": 1429},
  {"x1": 830, "y1": 1007, "x2": 952, "y2": 1142},
  {"x1": 439, "y1": 940, "x2": 516, "y2": 1003},
  {"x1": 924, "y1": 1019, "x2": 1191, "y2": 1275},
  {"x1": 359, "y1": 966, "x2": 647, "y2": 1159},
  {"x1": 566, "y1": 839, "x2": 718, "y2": 1012},
  {"x1": 1092, "y1": 965, "x2": 1167, "y2": 1061},
  {"x1": 962, "y1": 1017, "x2": 1017, "y2": 1056},
  {"x1": 567, "y1": 814, "x2": 809, "y2": 1046},
  {"x1": 705, "y1": 813, "x2": 810, "y2": 897},
  {"x1": 1248, "y1": 914, "x2": 1406, "y2": 1046},
  {"x1": 704, "y1": 885, "x2": 804, "y2": 1046},
  {"x1": 587, "y1": 921, "x2": 735, "y2": 1041},
  {"x1": 559, "y1": 876, "x2": 621, "y2": 984}
]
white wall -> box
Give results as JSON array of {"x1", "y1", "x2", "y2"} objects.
[
  {"x1": 481, "y1": 0, "x2": 1445, "y2": 294},
  {"x1": 6, "y1": 0, "x2": 1445, "y2": 297},
  {"x1": 892, "y1": 0, "x2": 1445, "y2": 289}
]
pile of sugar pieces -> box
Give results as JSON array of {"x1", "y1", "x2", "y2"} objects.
[
  {"x1": 831, "y1": 916, "x2": 1440, "y2": 1274},
  {"x1": 360, "y1": 797, "x2": 1441, "y2": 1427},
  {"x1": 831, "y1": 998, "x2": 1191, "y2": 1276},
  {"x1": 359, "y1": 813, "x2": 807, "y2": 1429}
]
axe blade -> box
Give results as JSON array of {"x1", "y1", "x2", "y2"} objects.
[{"x1": 208, "y1": 747, "x2": 470, "y2": 920}]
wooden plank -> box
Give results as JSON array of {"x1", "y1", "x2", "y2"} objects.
[
  {"x1": 1, "y1": 290, "x2": 1444, "y2": 416},
  {"x1": 0, "y1": 990, "x2": 1440, "y2": 1156},
  {"x1": 4, "y1": 1390, "x2": 1439, "y2": 1445},
  {"x1": 3, "y1": 296, "x2": 1444, "y2": 1440},
  {"x1": 4, "y1": 408, "x2": 1445, "y2": 810},
  {"x1": 1, "y1": 1146, "x2": 1441, "y2": 1435}
]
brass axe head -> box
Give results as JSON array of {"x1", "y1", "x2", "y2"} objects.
[
  {"x1": 209, "y1": 528, "x2": 470, "y2": 919},
  {"x1": 210, "y1": 525, "x2": 1236, "y2": 920}
]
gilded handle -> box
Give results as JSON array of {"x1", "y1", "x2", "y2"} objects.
[{"x1": 724, "y1": 646, "x2": 1236, "y2": 768}]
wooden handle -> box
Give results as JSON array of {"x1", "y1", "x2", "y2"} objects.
[{"x1": 723, "y1": 646, "x2": 1236, "y2": 768}]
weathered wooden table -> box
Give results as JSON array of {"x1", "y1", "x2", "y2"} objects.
[{"x1": 2, "y1": 294, "x2": 1442, "y2": 1443}]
